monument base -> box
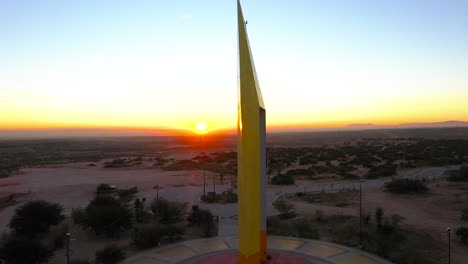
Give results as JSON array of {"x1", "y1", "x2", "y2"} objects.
[{"x1": 192, "y1": 250, "x2": 315, "y2": 264}]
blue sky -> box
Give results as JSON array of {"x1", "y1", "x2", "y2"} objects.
[{"x1": 1, "y1": 0, "x2": 468, "y2": 132}]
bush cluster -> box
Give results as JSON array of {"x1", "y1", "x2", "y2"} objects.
[
  {"x1": 447, "y1": 166, "x2": 468, "y2": 182},
  {"x1": 77, "y1": 195, "x2": 133, "y2": 237},
  {"x1": 151, "y1": 197, "x2": 187, "y2": 223},
  {"x1": 267, "y1": 216, "x2": 319, "y2": 239},
  {"x1": 270, "y1": 173, "x2": 295, "y2": 185},
  {"x1": 365, "y1": 164, "x2": 396, "y2": 179},
  {"x1": 9, "y1": 200, "x2": 65, "y2": 237},
  {"x1": 1, "y1": 200, "x2": 65, "y2": 264},
  {"x1": 456, "y1": 227, "x2": 468, "y2": 244},
  {"x1": 132, "y1": 223, "x2": 184, "y2": 249},
  {"x1": 201, "y1": 189, "x2": 238, "y2": 203},
  {"x1": 273, "y1": 199, "x2": 295, "y2": 219},
  {"x1": 187, "y1": 205, "x2": 217, "y2": 237},
  {"x1": 95, "y1": 245, "x2": 125, "y2": 264},
  {"x1": 384, "y1": 179, "x2": 428, "y2": 194}
]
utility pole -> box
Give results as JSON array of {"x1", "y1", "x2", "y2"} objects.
[
  {"x1": 447, "y1": 227, "x2": 451, "y2": 264},
  {"x1": 213, "y1": 173, "x2": 216, "y2": 193},
  {"x1": 359, "y1": 184, "x2": 362, "y2": 247},
  {"x1": 403, "y1": 150, "x2": 406, "y2": 170},
  {"x1": 154, "y1": 184, "x2": 160, "y2": 201},
  {"x1": 66, "y1": 233, "x2": 71, "y2": 264},
  {"x1": 203, "y1": 168, "x2": 206, "y2": 196}
]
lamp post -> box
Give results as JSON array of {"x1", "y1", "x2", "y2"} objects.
[
  {"x1": 154, "y1": 184, "x2": 161, "y2": 201},
  {"x1": 359, "y1": 184, "x2": 362, "y2": 247},
  {"x1": 66, "y1": 233, "x2": 71, "y2": 264},
  {"x1": 447, "y1": 227, "x2": 451, "y2": 264}
]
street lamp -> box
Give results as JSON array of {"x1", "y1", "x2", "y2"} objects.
[
  {"x1": 447, "y1": 227, "x2": 451, "y2": 264},
  {"x1": 65, "y1": 233, "x2": 71, "y2": 264},
  {"x1": 359, "y1": 184, "x2": 362, "y2": 247}
]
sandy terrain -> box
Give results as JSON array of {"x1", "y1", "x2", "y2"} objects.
[{"x1": 0, "y1": 161, "x2": 229, "y2": 232}]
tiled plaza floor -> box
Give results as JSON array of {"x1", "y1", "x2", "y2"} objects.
[{"x1": 124, "y1": 236, "x2": 394, "y2": 264}]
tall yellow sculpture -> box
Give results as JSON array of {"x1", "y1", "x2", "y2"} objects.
[{"x1": 237, "y1": 0, "x2": 267, "y2": 263}]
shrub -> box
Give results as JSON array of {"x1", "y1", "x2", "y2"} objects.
[
  {"x1": 70, "y1": 260, "x2": 90, "y2": 264},
  {"x1": 132, "y1": 224, "x2": 163, "y2": 249},
  {"x1": 447, "y1": 166, "x2": 468, "y2": 182},
  {"x1": 266, "y1": 216, "x2": 291, "y2": 237},
  {"x1": 221, "y1": 189, "x2": 238, "y2": 203},
  {"x1": 187, "y1": 205, "x2": 216, "y2": 237},
  {"x1": 286, "y1": 169, "x2": 315, "y2": 176},
  {"x1": 315, "y1": 210, "x2": 325, "y2": 222},
  {"x1": 160, "y1": 224, "x2": 185, "y2": 242},
  {"x1": 133, "y1": 223, "x2": 185, "y2": 247},
  {"x1": 118, "y1": 187, "x2": 138, "y2": 201},
  {"x1": 187, "y1": 205, "x2": 212, "y2": 226},
  {"x1": 384, "y1": 179, "x2": 428, "y2": 194},
  {"x1": 273, "y1": 199, "x2": 295, "y2": 219},
  {"x1": 461, "y1": 208, "x2": 468, "y2": 221},
  {"x1": 0, "y1": 233, "x2": 53, "y2": 264},
  {"x1": 72, "y1": 208, "x2": 87, "y2": 225},
  {"x1": 96, "y1": 183, "x2": 114, "y2": 194},
  {"x1": 270, "y1": 173, "x2": 295, "y2": 185},
  {"x1": 456, "y1": 227, "x2": 468, "y2": 244},
  {"x1": 151, "y1": 197, "x2": 187, "y2": 223},
  {"x1": 9, "y1": 200, "x2": 64, "y2": 237},
  {"x1": 267, "y1": 216, "x2": 281, "y2": 230},
  {"x1": 103, "y1": 159, "x2": 128, "y2": 168},
  {"x1": 46, "y1": 223, "x2": 69, "y2": 250},
  {"x1": 365, "y1": 164, "x2": 396, "y2": 179},
  {"x1": 375, "y1": 208, "x2": 383, "y2": 229},
  {"x1": 95, "y1": 245, "x2": 125, "y2": 264},
  {"x1": 292, "y1": 219, "x2": 320, "y2": 239},
  {"x1": 81, "y1": 195, "x2": 132, "y2": 237}
]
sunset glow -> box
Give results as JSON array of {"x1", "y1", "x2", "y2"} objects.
[
  {"x1": 196, "y1": 122, "x2": 207, "y2": 132},
  {"x1": 1, "y1": 0, "x2": 468, "y2": 136}
]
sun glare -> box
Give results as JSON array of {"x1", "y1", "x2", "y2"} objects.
[{"x1": 196, "y1": 122, "x2": 207, "y2": 132}]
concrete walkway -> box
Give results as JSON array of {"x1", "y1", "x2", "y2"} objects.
[{"x1": 124, "y1": 236, "x2": 395, "y2": 264}]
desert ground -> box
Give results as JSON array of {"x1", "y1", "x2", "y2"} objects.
[{"x1": 1, "y1": 128, "x2": 468, "y2": 263}]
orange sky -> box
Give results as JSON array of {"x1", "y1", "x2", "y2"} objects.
[{"x1": 2, "y1": 1, "x2": 468, "y2": 135}]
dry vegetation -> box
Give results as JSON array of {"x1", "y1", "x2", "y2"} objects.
[{"x1": 277, "y1": 176, "x2": 468, "y2": 264}]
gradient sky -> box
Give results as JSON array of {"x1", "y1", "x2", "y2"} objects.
[{"x1": 2, "y1": 0, "x2": 468, "y2": 133}]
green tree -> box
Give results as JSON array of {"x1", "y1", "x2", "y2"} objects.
[
  {"x1": 375, "y1": 208, "x2": 383, "y2": 229},
  {"x1": 151, "y1": 197, "x2": 187, "y2": 224},
  {"x1": 0, "y1": 233, "x2": 53, "y2": 264},
  {"x1": 456, "y1": 227, "x2": 468, "y2": 244},
  {"x1": 95, "y1": 245, "x2": 125, "y2": 264},
  {"x1": 81, "y1": 196, "x2": 132, "y2": 237},
  {"x1": 9, "y1": 200, "x2": 64, "y2": 237},
  {"x1": 187, "y1": 205, "x2": 216, "y2": 237}
]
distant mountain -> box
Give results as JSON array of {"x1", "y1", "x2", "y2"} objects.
[
  {"x1": 345, "y1": 121, "x2": 468, "y2": 130},
  {"x1": 346, "y1": 123, "x2": 394, "y2": 129},
  {"x1": 399, "y1": 121, "x2": 468, "y2": 128}
]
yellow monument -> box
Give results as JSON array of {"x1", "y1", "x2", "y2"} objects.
[{"x1": 237, "y1": 0, "x2": 267, "y2": 263}]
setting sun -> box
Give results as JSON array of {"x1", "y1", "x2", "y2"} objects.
[{"x1": 196, "y1": 122, "x2": 207, "y2": 132}]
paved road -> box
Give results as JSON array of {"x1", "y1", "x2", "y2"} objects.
[{"x1": 141, "y1": 166, "x2": 458, "y2": 236}]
